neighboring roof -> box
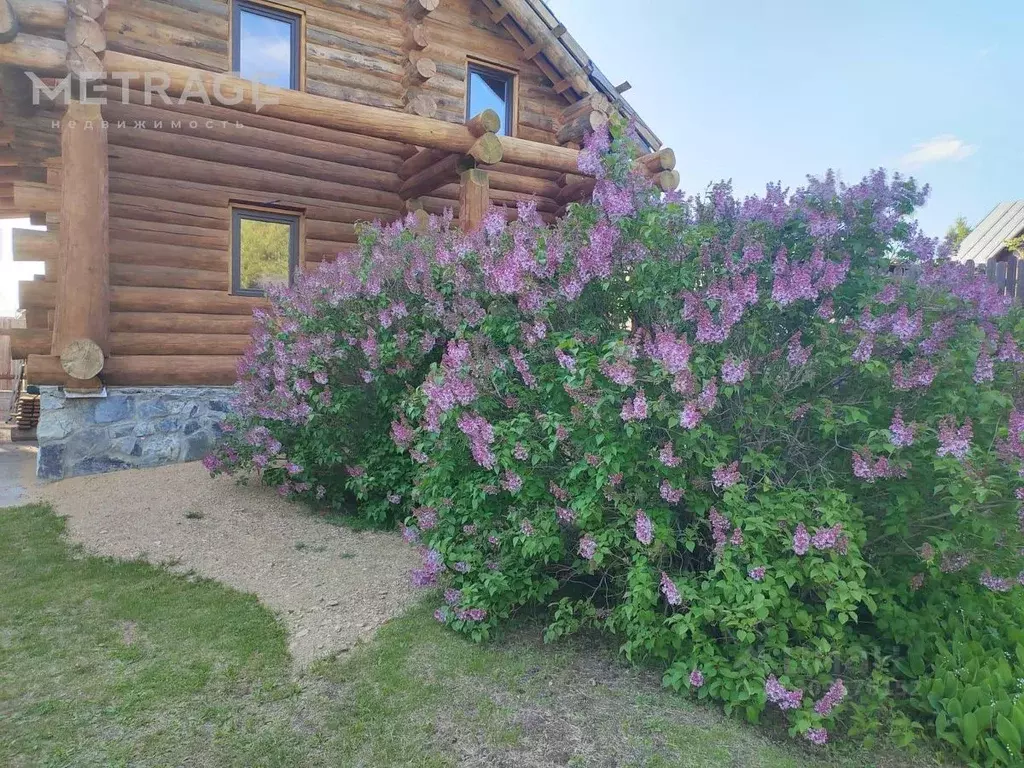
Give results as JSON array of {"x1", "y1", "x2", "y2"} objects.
[
  {"x1": 955, "y1": 202, "x2": 1024, "y2": 263},
  {"x1": 491, "y1": 0, "x2": 663, "y2": 150}
]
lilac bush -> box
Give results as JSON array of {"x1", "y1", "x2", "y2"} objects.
[{"x1": 207, "y1": 122, "x2": 1024, "y2": 761}]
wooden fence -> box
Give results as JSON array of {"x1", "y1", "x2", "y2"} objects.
[{"x1": 974, "y1": 254, "x2": 1024, "y2": 305}]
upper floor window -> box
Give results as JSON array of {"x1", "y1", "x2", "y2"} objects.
[
  {"x1": 467, "y1": 63, "x2": 514, "y2": 136},
  {"x1": 232, "y1": 1, "x2": 302, "y2": 90},
  {"x1": 231, "y1": 207, "x2": 301, "y2": 296}
]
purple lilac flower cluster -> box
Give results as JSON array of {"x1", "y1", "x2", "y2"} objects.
[{"x1": 765, "y1": 675, "x2": 803, "y2": 710}]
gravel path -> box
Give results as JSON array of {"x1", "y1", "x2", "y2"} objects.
[{"x1": 36, "y1": 461, "x2": 418, "y2": 667}]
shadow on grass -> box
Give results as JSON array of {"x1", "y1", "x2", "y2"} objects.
[{"x1": 0, "y1": 504, "x2": 946, "y2": 768}]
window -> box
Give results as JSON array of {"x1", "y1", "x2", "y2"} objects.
[
  {"x1": 231, "y1": 207, "x2": 300, "y2": 296},
  {"x1": 232, "y1": 1, "x2": 302, "y2": 90},
  {"x1": 467, "y1": 63, "x2": 515, "y2": 136}
]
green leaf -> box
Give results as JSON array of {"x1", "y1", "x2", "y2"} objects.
[
  {"x1": 962, "y1": 711, "x2": 978, "y2": 746},
  {"x1": 996, "y1": 714, "x2": 1022, "y2": 756}
]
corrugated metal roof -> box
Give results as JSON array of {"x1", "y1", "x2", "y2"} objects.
[
  {"x1": 955, "y1": 202, "x2": 1024, "y2": 263},
  {"x1": 522, "y1": 0, "x2": 663, "y2": 150}
]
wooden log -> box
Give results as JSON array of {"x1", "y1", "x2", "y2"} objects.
[
  {"x1": 12, "y1": 227, "x2": 55, "y2": 261},
  {"x1": 5, "y1": 326, "x2": 49, "y2": 358},
  {"x1": 20, "y1": 278, "x2": 55, "y2": 308},
  {"x1": 53, "y1": 100, "x2": 108, "y2": 360},
  {"x1": 405, "y1": 0, "x2": 438, "y2": 20},
  {"x1": 111, "y1": 312, "x2": 253, "y2": 335},
  {"x1": 400, "y1": 152, "x2": 462, "y2": 200},
  {"x1": 459, "y1": 168, "x2": 489, "y2": 233},
  {"x1": 108, "y1": 286, "x2": 267, "y2": 316},
  {"x1": 403, "y1": 22, "x2": 429, "y2": 50},
  {"x1": 27, "y1": 353, "x2": 241, "y2": 386},
  {"x1": 638, "y1": 148, "x2": 676, "y2": 173},
  {"x1": 403, "y1": 55, "x2": 436, "y2": 86},
  {"x1": 466, "y1": 108, "x2": 500, "y2": 138},
  {"x1": 560, "y1": 93, "x2": 612, "y2": 122},
  {"x1": 12, "y1": 180, "x2": 58, "y2": 212},
  {"x1": 109, "y1": 239, "x2": 228, "y2": 272},
  {"x1": 556, "y1": 177, "x2": 596, "y2": 206},
  {"x1": 109, "y1": 333, "x2": 252, "y2": 356},
  {"x1": 0, "y1": 32, "x2": 66, "y2": 70},
  {"x1": 488, "y1": 170, "x2": 559, "y2": 199},
  {"x1": 106, "y1": 118, "x2": 401, "y2": 197},
  {"x1": 652, "y1": 169, "x2": 680, "y2": 192},
  {"x1": 490, "y1": 0, "x2": 591, "y2": 97},
  {"x1": 399, "y1": 147, "x2": 447, "y2": 180},
  {"x1": 468, "y1": 132, "x2": 503, "y2": 165},
  {"x1": 101, "y1": 95, "x2": 403, "y2": 175},
  {"x1": 0, "y1": 0, "x2": 19, "y2": 43},
  {"x1": 10, "y1": 0, "x2": 65, "y2": 30},
  {"x1": 556, "y1": 111, "x2": 608, "y2": 146},
  {"x1": 102, "y1": 51, "x2": 585, "y2": 175},
  {"x1": 402, "y1": 91, "x2": 437, "y2": 117},
  {"x1": 60, "y1": 337, "x2": 103, "y2": 379},
  {"x1": 110, "y1": 263, "x2": 227, "y2": 291}
]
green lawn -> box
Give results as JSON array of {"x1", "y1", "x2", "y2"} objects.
[{"x1": 0, "y1": 504, "x2": 943, "y2": 767}]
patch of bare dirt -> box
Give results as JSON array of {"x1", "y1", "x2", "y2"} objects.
[{"x1": 38, "y1": 461, "x2": 418, "y2": 667}]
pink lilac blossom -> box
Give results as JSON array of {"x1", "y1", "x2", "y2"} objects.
[
  {"x1": 765, "y1": 675, "x2": 804, "y2": 711},
  {"x1": 600, "y1": 358, "x2": 637, "y2": 386},
  {"x1": 414, "y1": 506, "x2": 438, "y2": 530},
  {"x1": 793, "y1": 523, "x2": 810, "y2": 555},
  {"x1": 787, "y1": 334, "x2": 812, "y2": 368},
  {"x1": 852, "y1": 450, "x2": 907, "y2": 482},
  {"x1": 804, "y1": 728, "x2": 829, "y2": 746},
  {"x1": 811, "y1": 523, "x2": 847, "y2": 553},
  {"x1": 973, "y1": 349, "x2": 994, "y2": 384},
  {"x1": 689, "y1": 669, "x2": 705, "y2": 688},
  {"x1": 814, "y1": 679, "x2": 847, "y2": 716},
  {"x1": 729, "y1": 527, "x2": 744, "y2": 546},
  {"x1": 650, "y1": 329, "x2": 692, "y2": 374},
  {"x1": 892, "y1": 359, "x2": 936, "y2": 391},
  {"x1": 936, "y1": 416, "x2": 972, "y2": 460},
  {"x1": 508, "y1": 347, "x2": 537, "y2": 389},
  {"x1": 910, "y1": 573, "x2": 925, "y2": 591},
  {"x1": 579, "y1": 534, "x2": 598, "y2": 560},
  {"x1": 979, "y1": 570, "x2": 1013, "y2": 592},
  {"x1": 556, "y1": 506, "x2": 575, "y2": 524},
  {"x1": 890, "y1": 305, "x2": 923, "y2": 343},
  {"x1": 555, "y1": 349, "x2": 576, "y2": 372},
  {"x1": 520, "y1": 519, "x2": 534, "y2": 536},
  {"x1": 679, "y1": 402, "x2": 703, "y2": 430},
  {"x1": 661, "y1": 572, "x2": 683, "y2": 606},
  {"x1": 621, "y1": 390, "x2": 648, "y2": 422},
  {"x1": 513, "y1": 443, "x2": 529, "y2": 461},
  {"x1": 712, "y1": 461, "x2": 741, "y2": 489},
  {"x1": 502, "y1": 471, "x2": 523, "y2": 493},
  {"x1": 852, "y1": 334, "x2": 875, "y2": 363},
  {"x1": 748, "y1": 566, "x2": 766, "y2": 581},
  {"x1": 889, "y1": 409, "x2": 915, "y2": 448},
  {"x1": 709, "y1": 507, "x2": 731, "y2": 553},
  {"x1": 635, "y1": 510, "x2": 654, "y2": 545},
  {"x1": 721, "y1": 357, "x2": 749, "y2": 385},
  {"x1": 457, "y1": 412, "x2": 496, "y2": 469},
  {"x1": 660, "y1": 480, "x2": 684, "y2": 504},
  {"x1": 697, "y1": 378, "x2": 718, "y2": 413},
  {"x1": 659, "y1": 442, "x2": 681, "y2": 467}
]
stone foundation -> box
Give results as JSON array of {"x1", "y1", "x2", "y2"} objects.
[{"x1": 36, "y1": 386, "x2": 232, "y2": 480}]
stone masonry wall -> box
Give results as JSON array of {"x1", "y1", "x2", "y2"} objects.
[{"x1": 36, "y1": 386, "x2": 232, "y2": 480}]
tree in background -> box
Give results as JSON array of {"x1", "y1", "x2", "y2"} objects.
[{"x1": 939, "y1": 215, "x2": 972, "y2": 257}]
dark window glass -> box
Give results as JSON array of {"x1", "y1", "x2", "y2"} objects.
[
  {"x1": 232, "y1": 209, "x2": 300, "y2": 296},
  {"x1": 467, "y1": 64, "x2": 514, "y2": 136},
  {"x1": 233, "y1": 1, "x2": 301, "y2": 90}
]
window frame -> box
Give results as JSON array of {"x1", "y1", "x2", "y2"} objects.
[
  {"x1": 230, "y1": 205, "x2": 302, "y2": 297},
  {"x1": 231, "y1": 0, "x2": 305, "y2": 92},
  {"x1": 465, "y1": 60, "x2": 517, "y2": 137}
]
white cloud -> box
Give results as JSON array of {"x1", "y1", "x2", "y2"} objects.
[{"x1": 898, "y1": 135, "x2": 978, "y2": 169}]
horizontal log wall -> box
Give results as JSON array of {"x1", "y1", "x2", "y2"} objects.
[{"x1": 8, "y1": 0, "x2": 580, "y2": 386}]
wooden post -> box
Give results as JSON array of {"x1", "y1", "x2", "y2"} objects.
[
  {"x1": 52, "y1": 99, "x2": 109, "y2": 365},
  {"x1": 459, "y1": 168, "x2": 489, "y2": 233},
  {"x1": 50, "y1": 0, "x2": 108, "y2": 378}
]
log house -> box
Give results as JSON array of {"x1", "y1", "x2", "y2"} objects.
[{"x1": 0, "y1": 0, "x2": 671, "y2": 478}]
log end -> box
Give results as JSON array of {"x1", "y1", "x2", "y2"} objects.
[
  {"x1": 469, "y1": 132, "x2": 503, "y2": 166},
  {"x1": 466, "y1": 108, "x2": 501, "y2": 137},
  {"x1": 60, "y1": 338, "x2": 105, "y2": 380}
]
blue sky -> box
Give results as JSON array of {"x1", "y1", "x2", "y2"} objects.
[{"x1": 549, "y1": 0, "x2": 1022, "y2": 237}]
